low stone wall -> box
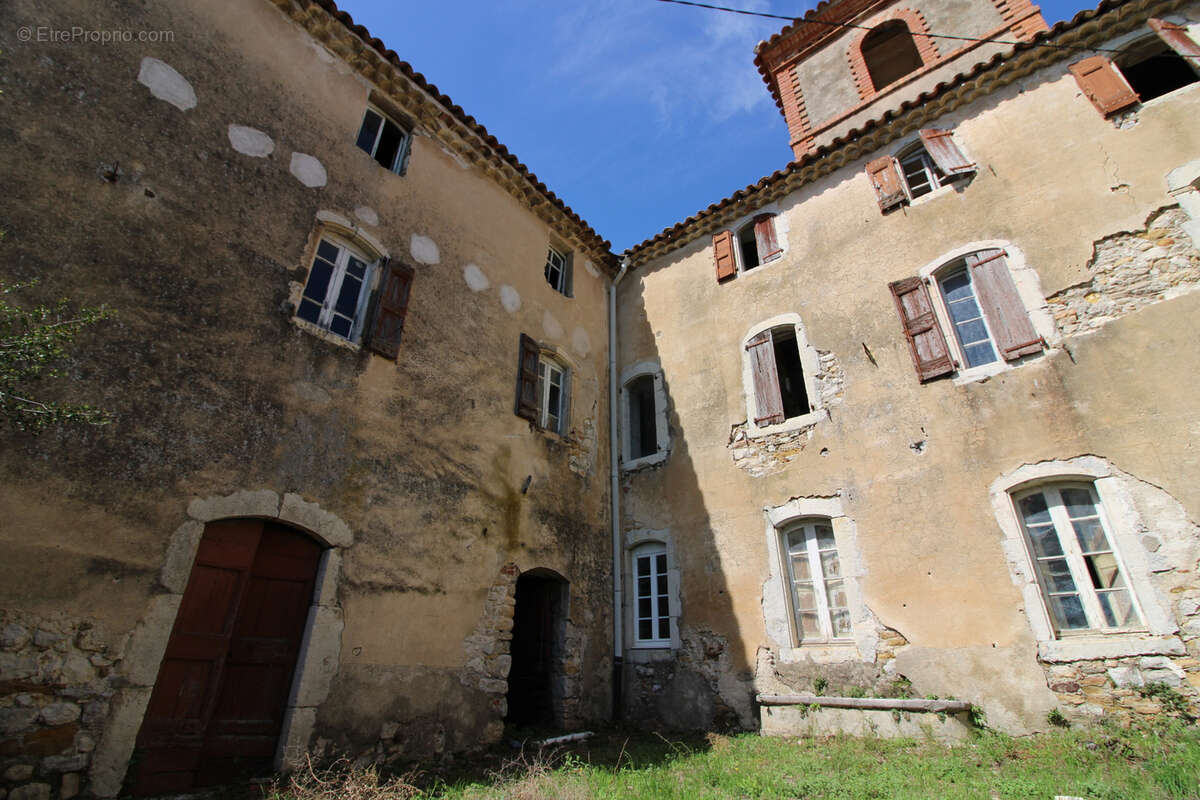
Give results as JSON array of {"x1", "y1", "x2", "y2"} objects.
[
  {"x1": 760, "y1": 704, "x2": 974, "y2": 742},
  {"x1": 0, "y1": 611, "x2": 114, "y2": 800}
]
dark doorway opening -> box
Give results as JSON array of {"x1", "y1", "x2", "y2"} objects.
[
  {"x1": 130, "y1": 519, "x2": 322, "y2": 796},
  {"x1": 505, "y1": 570, "x2": 568, "y2": 728}
]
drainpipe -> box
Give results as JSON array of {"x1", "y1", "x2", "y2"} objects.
[{"x1": 608, "y1": 254, "x2": 630, "y2": 720}]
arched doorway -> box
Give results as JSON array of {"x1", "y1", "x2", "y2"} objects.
[
  {"x1": 505, "y1": 569, "x2": 568, "y2": 728},
  {"x1": 130, "y1": 519, "x2": 323, "y2": 795}
]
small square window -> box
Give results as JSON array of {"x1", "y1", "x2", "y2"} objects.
[
  {"x1": 544, "y1": 246, "x2": 573, "y2": 296},
  {"x1": 355, "y1": 107, "x2": 411, "y2": 175}
]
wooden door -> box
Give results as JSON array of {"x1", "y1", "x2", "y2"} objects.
[{"x1": 131, "y1": 520, "x2": 322, "y2": 795}]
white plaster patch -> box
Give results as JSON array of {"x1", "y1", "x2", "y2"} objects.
[
  {"x1": 353, "y1": 206, "x2": 379, "y2": 226},
  {"x1": 583, "y1": 259, "x2": 600, "y2": 279},
  {"x1": 571, "y1": 327, "x2": 591, "y2": 358},
  {"x1": 463, "y1": 264, "x2": 490, "y2": 292},
  {"x1": 410, "y1": 234, "x2": 440, "y2": 265},
  {"x1": 499, "y1": 285, "x2": 521, "y2": 313},
  {"x1": 542, "y1": 310, "x2": 564, "y2": 340},
  {"x1": 137, "y1": 57, "x2": 196, "y2": 111},
  {"x1": 227, "y1": 125, "x2": 274, "y2": 158},
  {"x1": 289, "y1": 153, "x2": 327, "y2": 188}
]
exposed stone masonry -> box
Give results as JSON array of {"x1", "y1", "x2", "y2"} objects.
[
  {"x1": 1047, "y1": 206, "x2": 1200, "y2": 337},
  {"x1": 0, "y1": 611, "x2": 114, "y2": 800},
  {"x1": 1045, "y1": 654, "x2": 1200, "y2": 722}
]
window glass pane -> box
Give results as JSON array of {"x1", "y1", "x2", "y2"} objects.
[
  {"x1": 1037, "y1": 558, "x2": 1077, "y2": 594},
  {"x1": 638, "y1": 597, "x2": 651, "y2": 617},
  {"x1": 963, "y1": 341, "x2": 997, "y2": 368},
  {"x1": 799, "y1": 612, "x2": 821, "y2": 637},
  {"x1": 355, "y1": 110, "x2": 382, "y2": 155},
  {"x1": 657, "y1": 574, "x2": 667, "y2": 594},
  {"x1": 787, "y1": 531, "x2": 807, "y2": 553},
  {"x1": 1048, "y1": 594, "x2": 1089, "y2": 630},
  {"x1": 792, "y1": 584, "x2": 816, "y2": 612},
  {"x1": 329, "y1": 315, "x2": 352, "y2": 339},
  {"x1": 1060, "y1": 488, "x2": 1098, "y2": 519},
  {"x1": 639, "y1": 620, "x2": 652, "y2": 640},
  {"x1": 1085, "y1": 553, "x2": 1125, "y2": 590},
  {"x1": 637, "y1": 577, "x2": 650, "y2": 596},
  {"x1": 790, "y1": 554, "x2": 811, "y2": 581},
  {"x1": 334, "y1": 274, "x2": 364, "y2": 317},
  {"x1": 1072, "y1": 518, "x2": 1111, "y2": 553},
  {"x1": 820, "y1": 550, "x2": 841, "y2": 579},
  {"x1": 825, "y1": 579, "x2": 847, "y2": 612},
  {"x1": 316, "y1": 240, "x2": 340, "y2": 263},
  {"x1": 830, "y1": 609, "x2": 852, "y2": 637},
  {"x1": 346, "y1": 256, "x2": 367, "y2": 279},
  {"x1": 636, "y1": 556, "x2": 649, "y2": 577},
  {"x1": 1025, "y1": 524, "x2": 1063, "y2": 558},
  {"x1": 940, "y1": 271, "x2": 972, "y2": 302},
  {"x1": 297, "y1": 298, "x2": 322, "y2": 325},
  {"x1": 956, "y1": 318, "x2": 989, "y2": 346},
  {"x1": 1018, "y1": 493, "x2": 1051, "y2": 525},
  {"x1": 302, "y1": 258, "x2": 334, "y2": 304},
  {"x1": 655, "y1": 553, "x2": 667, "y2": 574},
  {"x1": 815, "y1": 525, "x2": 835, "y2": 550},
  {"x1": 657, "y1": 596, "x2": 668, "y2": 617},
  {"x1": 658, "y1": 619, "x2": 670, "y2": 640},
  {"x1": 1097, "y1": 590, "x2": 1139, "y2": 627},
  {"x1": 374, "y1": 119, "x2": 405, "y2": 171}
]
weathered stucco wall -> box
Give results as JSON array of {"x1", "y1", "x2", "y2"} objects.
[
  {"x1": 0, "y1": 0, "x2": 613, "y2": 796},
  {"x1": 618, "y1": 28, "x2": 1200, "y2": 733}
]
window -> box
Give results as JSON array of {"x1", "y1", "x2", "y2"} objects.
[
  {"x1": 1069, "y1": 19, "x2": 1200, "y2": 117},
  {"x1": 866, "y1": 129, "x2": 976, "y2": 212},
  {"x1": 515, "y1": 334, "x2": 570, "y2": 434},
  {"x1": 712, "y1": 213, "x2": 783, "y2": 282},
  {"x1": 355, "y1": 107, "x2": 412, "y2": 175},
  {"x1": 621, "y1": 363, "x2": 670, "y2": 468},
  {"x1": 633, "y1": 542, "x2": 670, "y2": 646},
  {"x1": 1013, "y1": 483, "x2": 1142, "y2": 635},
  {"x1": 745, "y1": 324, "x2": 814, "y2": 427},
  {"x1": 781, "y1": 519, "x2": 851, "y2": 643},
  {"x1": 544, "y1": 245, "x2": 573, "y2": 296},
  {"x1": 889, "y1": 248, "x2": 1042, "y2": 382},
  {"x1": 861, "y1": 20, "x2": 924, "y2": 91}
]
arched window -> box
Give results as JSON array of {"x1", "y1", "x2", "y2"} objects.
[
  {"x1": 514, "y1": 334, "x2": 571, "y2": 435},
  {"x1": 779, "y1": 518, "x2": 851, "y2": 644},
  {"x1": 624, "y1": 529, "x2": 679, "y2": 650},
  {"x1": 620, "y1": 362, "x2": 670, "y2": 468},
  {"x1": 861, "y1": 20, "x2": 924, "y2": 91}
]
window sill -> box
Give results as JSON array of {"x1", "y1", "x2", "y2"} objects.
[
  {"x1": 907, "y1": 182, "x2": 959, "y2": 208},
  {"x1": 747, "y1": 408, "x2": 828, "y2": 439},
  {"x1": 950, "y1": 349, "x2": 1044, "y2": 386},
  {"x1": 778, "y1": 639, "x2": 861, "y2": 664},
  {"x1": 623, "y1": 450, "x2": 669, "y2": 472},
  {"x1": 292, "y1": 316, "x2": 362, "y2": 352},
  {"x1": 739, "y1": 252, "x2": 784, "y2": 279},
  {"x1": 1036, "y1": 634, "x2": 1184, "y2": 663},
  {"x1": 625, "y1": 645, "x2": 676, "y2": 663}
]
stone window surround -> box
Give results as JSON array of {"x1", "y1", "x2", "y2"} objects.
[
  {"x1": 762, "y1": 496, "x2": 875, "y2": 664},
  {"x1": 740, "y1": 313, "x2": 827, "y2": 439},
  {"x1": 1167, "y1": 156, "x2": 1200, "y2": 247},
  {"x1": 729, "y1": 205, "x2": 790, "y2": 278},
  {"x1": 619, "y1": 359, "x2": 671, "y2": 470},
  {"x1": 623, "y1": 529, "x2": 682, "y2": 652},
  {"x1": 916, "y1": 240, "x2": 1056, "y2": 385},
  {"x1": 288, "y1": 211, "x2": 390, "y2": 352},
  {"x1": 989, "y1": 457, "x2": 1181, "y2": 664},
  {"x1": 89, "y1": 490, "x2": 351, "y2": 798}
]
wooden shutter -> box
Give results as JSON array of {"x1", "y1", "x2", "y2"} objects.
[
  {"x1": 563, "y1": 251, "x2": 575, "y2": 298},
  {"x1": 746, "y1": 332, "x2": 785, "y2": 425},
  {"x1": 866, "y1": 156, "x2": 906, "y2": 212},
  {"x1": 966, "y1": 250, "x2": 1042, "y2": 361},
  {"x1": 889, "y1": 277, "x2": 954, "y2": 382},
  {"x1": 753, "y1": 214, "x2": 782, "y2": 262},
  {"x1": 365, "y1": 258, "x2": 413, "y2": 360},
  {"x1": 713, "y1": 230, "x2": 736, "y2": 282},
  {"x1": 918, "y1": 129, "x2": 976, "y2": 176},
  {"x1": 1149, "y1": 18, "x2": 1200, "y2": 62},
  {"x1": 558, "y1": 369, "x2": 571, "y2": 435},
  {"x1": 515, "y1": 333, "x2": 540, "y2": 423},
  {"x1": 1069, "y1": 56, "x2": 1139, "y2": 116}
]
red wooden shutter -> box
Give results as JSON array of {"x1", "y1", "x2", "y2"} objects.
[
  {"x1": 365, "y1": 258, "x2": 413, "y2": 360},
  {"x1": 713, "y1": 230, "x2": 736, "y2": 282},
  {"x1": 918, "y1": 129, "x2": 976, "y2": 176},
  {"x1": 746, "y1": 332, "x2": 784, "y2": 425},
  {"x1": 1068, "y1": 56, "x2": 1139, "y2": 116},
  {"x1": 889, "y1": 277, "x2": 954, "y2": 382},
  {"x1": 866, "y1": 156, "x2": 906, "y2": 212},
  {"x1": 966, "y1": 250, "x2": 1042, "y2": 361},
  {"x1": 1149, "y1": 18, "x2": 1200, "y2": 61},
  {"x1": 515, "y1": 333, "x2": 540, "y2": 423},
  {"x1": 753, "y1": 214, "x2": 782, "y2": 262}
]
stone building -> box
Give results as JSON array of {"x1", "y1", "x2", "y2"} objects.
[{"x1": 1, "y1": 0, "x2": 1199, "y2": 797}]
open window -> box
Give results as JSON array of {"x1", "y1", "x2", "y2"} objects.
[
  {"x1": 295, "y1": 232, "x2": 414, "y2": 358},
  {"x1": 355, "y1": 106, "x2": 412, "y2": 175},
  {"x1": 861, "y1": 20, "x2": 925, "y2": 91},
  {"x1": 713, "y1": 213, "x2": 784, "y2": 282},
  {"x1": 742, "y1": 317, "x2": 821, "y2": 433},
  {"x1": 544, "y1": 244, "x2": 573, "y2": 296},
  {"x1": 866, "y1": 129, "x2": 976, "y2": 212},
  {"x1": 890, "y1": 248, "x2": 1042, "y2": 381},
  {"x1": 515, "y1": 335, "x2": 570, "y2": 435},
  {"x1": 1069, "y1": 20, "x2": 1199, "y2": 117},
  {"x1": 621, "y1": 363, "x2": 670, "y2": 469}
]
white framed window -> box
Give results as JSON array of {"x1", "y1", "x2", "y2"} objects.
[
  {"x1": 633, "y1": 542, "x2": 671, "y2": 646},
  {"x1": 544, "y1": 245, "x2": 573, "y2": 296},
  {"x1": 515, "y1": 335, "x2": 570, "y2": 435},
  {"x1": 1013, "y1": 483, "x2": 1143, "y2": 635},
  {"x1": 937, "y1": 261, "x2": 999, "y2": 370},
  {"x1": 620, "y1": 361, "x2": 670, "y2": 470},
  {"x1": 297, "y1": 237, "x2": 378, "y2": 342},
  {"x1": 780, "y1": 519, "x2": 852, "y2": 644},
  {"x1": 897, "y1": 142, "x2": 946, "y2": 200},
  {"x1": 741, "y1": 314, "x2": 824, "y2": 436},
  {"x1": 355, "y1": 106, "x2": 412, "y2": 175}
]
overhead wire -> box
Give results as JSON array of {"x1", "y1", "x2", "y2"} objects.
[{"x1": 652, "y1": 0, "x2": 1133, "y2": 55}]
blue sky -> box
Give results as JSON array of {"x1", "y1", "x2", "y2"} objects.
[{"x1": 338, "y1": 0, "x2": 1098, "y2": 252}]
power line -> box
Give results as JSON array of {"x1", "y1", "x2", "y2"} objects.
[{"x1": 652, "y1": 0, "x2": 1129, "y2": 55}]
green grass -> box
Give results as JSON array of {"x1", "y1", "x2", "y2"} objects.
[{"x1": 272, "y1": 721, "x2": 1200, "y2": 800}]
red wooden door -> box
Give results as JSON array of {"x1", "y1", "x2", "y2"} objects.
[{"x1": 132, "y1": 520, "x2": 322, "y2": 795}]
